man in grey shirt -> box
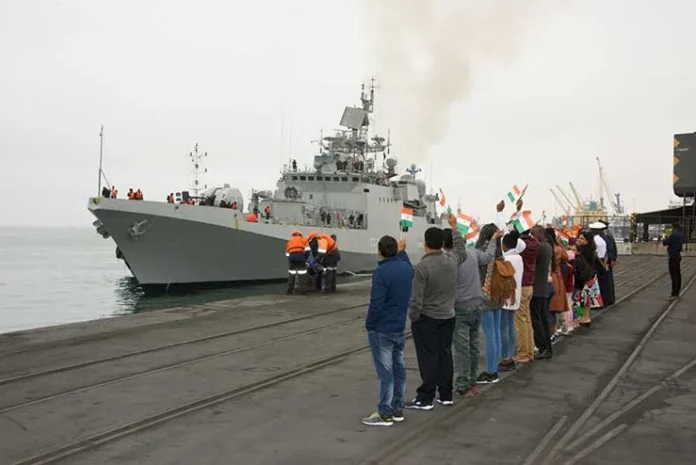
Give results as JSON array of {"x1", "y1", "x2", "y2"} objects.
[
  {"x1": 405, "y1": 214, "x2": 467, "y2": 410},
  {"x1": 529, "y1": 225, "x2": 553, "y2": 359}
]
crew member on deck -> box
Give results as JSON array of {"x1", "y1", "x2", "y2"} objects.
[
  {"x1": 264, "y1": 205, "x2": 271, "y2": 221},
  {"x1": 110, "y1": 186, "x2": 118, "y2": 198},
  {"x1": 167, "y1": 193, "x2": 174, "y2": 203},
  {"x1": 127, "y1": 188, "x2": 134, "y2": 200},
  {"x1": 285, "y1": 230, "x2": 309, "y2": 294}
]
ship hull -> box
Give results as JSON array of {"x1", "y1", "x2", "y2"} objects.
[{"x1": 88, "y1": 198, "x2": 435, "y2": 286}]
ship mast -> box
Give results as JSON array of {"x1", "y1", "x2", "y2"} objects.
[
  {"x1": 97, "y1": 125, "x2": 104, "y2": 196},
  {"x1": 189, "y1": 143, "x2": 208, "y2": 197},
  {"x1": 96, "y1": 125, "x2": 111, "y2": 196}
]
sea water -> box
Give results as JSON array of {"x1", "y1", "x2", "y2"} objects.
[{"x1": 0, "y1": 227, "x2": 288, "y2": 334}]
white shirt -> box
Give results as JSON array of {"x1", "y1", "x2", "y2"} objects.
[
  {"x1": 594, "y1": 234, "x2": 607, "y2": 259},
  {"x1": 502, "y1": 249, "x2": 524, "y2": 310}
]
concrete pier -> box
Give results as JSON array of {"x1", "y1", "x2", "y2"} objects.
[{"x1": 1, "y1": 255, "x2": 695, "y2": 465}]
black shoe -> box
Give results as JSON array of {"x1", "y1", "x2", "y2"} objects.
[
  {"x1": 476, "y1": 372, "x2": 500, "y2": 384},
  {"x1": 404, "y1": 399, "x2": 434, "y2": 411},
  {"x1": 436, "y1": 398, "x2": 454, "y2": 406},
  {"x1": 537, "y1": 350, "x2": 553, "y2": 360},
  {"x1": 499, "y1": 360, "x2": 517, "y2": 372},
  {"x1": 392, "y1": 410, "x2": 405, "y2": 422}
]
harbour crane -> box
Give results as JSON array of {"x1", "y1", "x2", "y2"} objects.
[
  {"x1": 596, "y1": 156, "x2": 624, "y2": 215},
  {"x1": 568, "y1": 182, "x2": 585, "y2": 211},
  {"x1": 556, "y1": 185, "x2": 577, "y2": 212},
  {"x1": 550, "y1": 188, "x2": 572, "y2": 216}
]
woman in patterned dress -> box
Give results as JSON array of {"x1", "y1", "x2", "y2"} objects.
[{"x1": 573, "y1": 231, "x2": 606, "y2": 326}]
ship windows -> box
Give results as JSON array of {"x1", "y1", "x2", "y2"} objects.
[
  {"x1": 292, "y1": 176, "x2": 298, "y2": 180},
  {"x1": 364, "y1": 188, "x2": 370, "y2": 193},
  {"x1": 352, "y1": 177, "x2": 359, "y2": 182},
  {"x1": 333, "y1": 177, "x2": 340, "y2": 181},
  {"x1": 308, "y1": 176, "x2": 315, "y2": 181},
  {"x1": 299, "y1": 176, "x2": 306, "y2": 181},
  {"x1": 341, "y1": 177, "x2": 348, "y2": 182}
]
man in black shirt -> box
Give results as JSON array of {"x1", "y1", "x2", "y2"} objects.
[
  {"x1": 529, "y1": 225, "x2": 553, "y2": 360},
  {"x1": 663, "y1": 223, "x2": 683, "y2": 300}
]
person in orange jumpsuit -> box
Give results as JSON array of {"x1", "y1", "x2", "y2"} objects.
[{"x1": 285, "y1": 230, "x2": 309, "y2": 294}]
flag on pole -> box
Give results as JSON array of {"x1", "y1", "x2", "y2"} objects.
[
  {"x1": 456, "y1": 212, "x2": 473, "y2": 236},
  {"x1": 465, "y1": 222, "x2": 479, "y2": 247},
  {"x1": 400, "y1": 207, "x2": 414, "y2": 227},
  {"x1": 510, "y1": 210, "x2": 536, "y2": 233},
  {"x1": 439, "y1": 188, "x2": 447, "y2": 207},
  {"x1": 557, "y1": 230, "x2": 569, "y2": 246},
  {"x1": 506, "y1": 184, "x2": 528, "y2": 203}
]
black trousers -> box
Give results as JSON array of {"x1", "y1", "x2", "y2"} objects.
[
  {"x1": 411, "y1": 315, "x2": 455, "y2": 402},
  {"x1": 669, "y1": 254, "x2": 682, "y2": 297},
  {"x1": 530, "y1": 297, "x2": 552, "y2": 354}
]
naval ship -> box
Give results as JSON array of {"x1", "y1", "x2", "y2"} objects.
[{"x1": 89, "y1": 82, "x2": 444, "y2": 289}]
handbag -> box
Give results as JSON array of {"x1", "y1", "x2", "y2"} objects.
[{"x1": 481, "y1": 260, "x2": 495, "y2": 300}]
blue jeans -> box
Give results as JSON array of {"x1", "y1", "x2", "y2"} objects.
[
  {"x1": 481, "y1": 309, "x2": 502, "y2": 374},
  {"x1": 454, "y1": 307, "x2": 482, "y2": 391},
  {"x1": 500, "y1": 309, "x2": 516, "y2": 360},
  {"x1": 368, "y1": 331, "x2": 406, "y2": 417}
]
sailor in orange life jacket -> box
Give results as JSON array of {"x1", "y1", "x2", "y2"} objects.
[
  {"x1": 285, "y1": 230, "x2": 310, "y2": 294},
  {"x1": 307, "y1": 232, "x2": 341, "y2": 292},
  {"x1": 166, "y1": 193, "x2": 174, "y2": 203},
  {"x1": 111, "y1": 186, "x2": 118, "y2": 198},
  {"x1": 127, "y1": 188, "x2": 134, "y2": 200}
]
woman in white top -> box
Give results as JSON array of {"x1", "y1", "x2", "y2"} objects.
[{"x1": 499, "y1": 229, "x2": 525, "y2": 371}]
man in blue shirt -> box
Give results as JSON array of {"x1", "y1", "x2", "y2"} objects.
[
  {"x1": 663, "y1": 223, "x2": 683, "y2": 300},
  {"x1": 362, "y1": 236, "x2": 414, "y2": 427}
]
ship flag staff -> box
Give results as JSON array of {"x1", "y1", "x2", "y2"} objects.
[
  {"x1": 285, "y1": 230, "x2": 310, "y2": 294},
  {"x1": 307, "y1": 232, "x2": 341, "y2": 292}
]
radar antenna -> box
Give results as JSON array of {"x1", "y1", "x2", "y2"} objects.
[{"x1": 189, "y1": 143, "x2": 208, "y2": 197}]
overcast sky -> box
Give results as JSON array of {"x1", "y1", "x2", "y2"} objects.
[{"x1": 1, "y1": 0, "x2": 694, "y2": 227}]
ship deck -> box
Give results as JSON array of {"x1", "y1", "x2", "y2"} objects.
[{"x1": 1, "y1": 255, "x2": 696, "y2": 465}]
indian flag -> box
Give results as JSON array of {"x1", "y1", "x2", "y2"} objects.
[
  {"x1": 510, "y1": 210, "x2": 535, "y2": 233},
  {"x1": 506, "y1": 184, "x2": 528, "y2": 203},
  {"x1": 400, "y1": 207, "x2": 413, "y2": 227},
  {"x1": 557, "y1": 230, "x2": 570, "y2": 246},
  {"x1": 465, "y1": 223, "x2": 479, "y2": 247},
  {"x1": 456, "y1": 212, "x2": 473, "y2": 236},
  {"x1": 439, "y1": 188, "x2": 447, "y2": 207}
]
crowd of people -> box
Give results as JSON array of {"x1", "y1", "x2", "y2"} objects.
[{"x1": 362, "y1": 199, "x2": 620, "y2": 427}]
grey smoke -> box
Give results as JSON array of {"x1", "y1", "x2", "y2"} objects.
[{"x1": 364, "y1": 0, "x2": 545, "y2": 162}]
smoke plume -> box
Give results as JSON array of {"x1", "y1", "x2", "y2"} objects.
[{"x1": 363, "y1": 0, "x2": 544, "y2": 163}]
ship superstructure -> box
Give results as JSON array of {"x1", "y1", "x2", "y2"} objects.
[{"x1": 89, "y1": 81, "x2": 444, "y2": 288}]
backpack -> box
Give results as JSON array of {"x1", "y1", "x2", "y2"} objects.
[{"x1": 483, "y1": 258, "x2": 517, "y2": 306}]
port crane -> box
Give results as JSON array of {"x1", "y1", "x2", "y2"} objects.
[
  {"x1": 550, "y1": 188, "x2": 572, "y2": 216},
  {"x1": 596, "y1": 156, "x2": 623, "y2": 215}
]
